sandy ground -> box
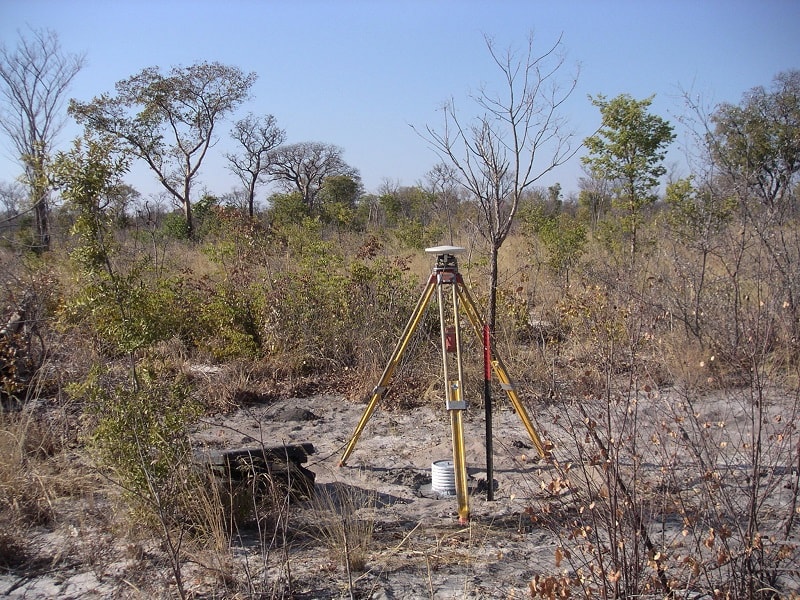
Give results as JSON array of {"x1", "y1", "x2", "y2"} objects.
[
  {"x1": 0, "y1": 393, "x2": 558, "y2": 599},
  {"x1": 3, "y1": 384, "x2": 799, "y2": 598},
  {"x1": 192, "y1": 394, "x2": 558, "y2": 599}
]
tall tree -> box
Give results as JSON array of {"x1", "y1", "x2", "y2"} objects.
[
  {"x1": 70, "y1": 61, "x2": 256, "y2": 238},
  {"x1": 582, "y1": 94, "x2": 675, "y2": 259},
  {"x1": 425, "y1": 162, "x2": 462, "y2": 244},
  {"x1": 577, "y1": 172, "x2": 613, "y2": 231},
  {"x1": 0, "y1": 27, "x2": 85, "y2": 251},
  {"x1": 706, "y1": 70, "x2": 800, "y2": 343},
  {"x1": 419, "y1": 33, "x2": 578, "y2": 334},
  {"x1": 225, "y1": 113, "x2": 285, "y2": 217},
  {"x1": 709, "y1": 70, "x2": 800, "y2": 219},
  {"x1": 268, "y1": 141, "x2": 359, "y2": 213}
]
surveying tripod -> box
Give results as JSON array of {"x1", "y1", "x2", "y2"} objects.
[{"x1": 339, "y1": 246, "x2": 547, "y2": 524}]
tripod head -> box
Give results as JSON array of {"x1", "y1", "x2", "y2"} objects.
[{"x1": 425, "y1": 245, "x2": 465, "y2": 273}]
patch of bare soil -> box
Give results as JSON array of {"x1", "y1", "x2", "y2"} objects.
[
  {"x1": 0, "y1": 394, "x2": 555, "y2": 599},
  {"x1": 3, "y1": 385, "x2": 799, "y2": 598},
  {"x1": 192, "y1": 394, "x2": 556, "y2": 599}
]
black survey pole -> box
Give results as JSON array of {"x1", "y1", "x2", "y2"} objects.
[{"x1": 483, "y1": 324, "x2": 494, "y2": 500}]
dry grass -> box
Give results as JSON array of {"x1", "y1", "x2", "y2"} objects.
[
  {"x1": 2, "y1": 201, "x2": 799, "y2": 597},
  {"x1": 308, "y1": 483, "x2": 376, "y2": 573},
  {"x1": 0, "y1": 401, "x2": 89, "y2": 571},
  {"x1": 0, "y1": 409, "x2": 57, "y2": 529}
]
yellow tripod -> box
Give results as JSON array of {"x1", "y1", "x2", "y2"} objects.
[{"x1": 338, "y1": 246, "x2": 546, "y2": 523}]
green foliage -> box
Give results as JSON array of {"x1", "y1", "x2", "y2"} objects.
[
  {"x1": 379, "y1": 186, "x2": 435, "y2": 227},
  {"x1": 264, "y1": 234, "x2": 354, "y2": 372},
  {"x1": 710, "y1": 70, "x2": 800, "y2": 213},
  {"x1": 259, "y1": 227, "x2": 423, "y2": 376},
  {"x1": 318, "y1": 175, "x2": 362, "y2": 229},
  {"x1": 49, "y1": 136, "x2": 179, "y2": 356},
  {"x1": 61, "y1": 266, "x2": 179, "y2": 355},
  {"x1": 50, "y1": 137, "x2": 129, "y2": 273},
  {"x1": 392, "y1": 217, "x2": 444, "y2": 250},
  {"x1": 192, "y1": 193, "x2": 221, "y2": 237},
  {"x1": 583, "y1": 94, "x2": 675, "y2": 196},
  {"x1": 268, "y1": 191, "x2": 310, "y2": 229},
  {"x1": 74, "y1": 363, "x2": 201, "y2": 523},
  {"x1": 194, "y1": 278, "x2": 264, "y2": 360},
  {"x1": 665, "y1": 177, "x2": 736, "y2": 246},
  {"x1": 539, "y1": 215, "x2": 586, "y2": 277},
  {"x1": 322, "y1": 201, "x2": 361, "y2": 232},
  {"x1": 582, "y1": 94, "x2": 675, "y2": 256},
  {"x1": 161, "y1": 212, "x2": 191, "y2": 240},
  {"x1": 347, "y1": 251, "x2": 420, "y2": 334},
  {"x1": 594, "y1": 217, "x2": 625, "y2": 256},
  {"x1": 520, "y1": 201, "x2": 587, "y2": 282}
]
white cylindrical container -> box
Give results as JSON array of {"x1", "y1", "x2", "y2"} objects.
[{"x1": 431, "y1": 460, "x2": 456, "y2": 496}]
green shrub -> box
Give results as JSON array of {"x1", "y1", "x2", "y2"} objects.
[
  {"x1": 74, "y1": 363, "x2": 202, "y2": 523},
  {"x1": 161, "y1": 212, "x2": 191, "y2": 240}
]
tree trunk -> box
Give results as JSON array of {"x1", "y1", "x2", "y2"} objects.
[
  {"x1": 247, "y1": 182, "x2": 256, "y2": 218},
  {"x1": 183, "y1": 200, "x2": 194, "y2": 239},
  {"x1": 33, "y1": 191, "x2": 50, "y2": 252},
  {"x1": 488, "y1": 244, "x2": 499, "y2": 336},
  {"x1": 28, "y1": 154, "x2": 50, "y2": 253},
  {"x1": 182, "y1": 176, "x2": 194, "y2": 238}
]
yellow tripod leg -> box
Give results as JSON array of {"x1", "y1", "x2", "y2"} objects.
[
  {"x1": 491, "y1": 357, "x2": 547, "y2": 458},
  {"x1": 450, "y1": 408, "x2": 470, "y2": 524},
  {"x1": 438, "y1": 277, "x2": 470, "y2": 523},
  {"x1": 456, "y1": 284, "x2": 547, "y2": 459},
  {"x1": 454, "y1": 284, "x2": 482, "y2": 337},
  {"x1": 339, "y1": 278, "x2": 437, "y2": 466}
]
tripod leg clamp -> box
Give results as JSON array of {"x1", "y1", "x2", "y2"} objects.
[{"x1": 446, "y1": 381, "x2": 467, "y2": 410}]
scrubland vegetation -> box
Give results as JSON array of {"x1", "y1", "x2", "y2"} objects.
[
  {"x1": 1, "y1": 26, "x2": 798, "y2": 600},
  {"x1": 2, "y1": 140, "x2": 799, "y2": 596}
]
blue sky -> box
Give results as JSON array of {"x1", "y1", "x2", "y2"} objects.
[{"x1": 1, "y1": 0, "x2": 798, "y2": 200}]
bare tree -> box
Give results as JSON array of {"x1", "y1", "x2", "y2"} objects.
[
  {"x1": 225, "y1": 113, "x2": 285, "y2": 217},
  {"x1": 0, "y1": 27, "x2": 85, "y2": 251},
  {"x1": 577, "y1": 171, "x2": 613, "y2": 231},
  {"x1": 0, "y1": 181, "x2": 24, "y2": 217},
  {"x1": 425, "y1": 162, "x2": 461, "y2": 244},
  {"x1": 268, "y1": 142, "x2": 359, "y2": 213},
  {"x1": 419, "y1": 33, "x2": 578, "y2": 333},
  {"x1": 0, "y1": 180, "x2": 25, "y2": 242},
  {"x1": 70, "y1": 62, "x2": 256, "y2": 238}
]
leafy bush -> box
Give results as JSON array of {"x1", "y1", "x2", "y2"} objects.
[
  {"x1": 161, "y1": 212, "x2": 191, "y2": 240},
  {"x1": 75, "y1": 363, "x2": 202, "y2": 524}
]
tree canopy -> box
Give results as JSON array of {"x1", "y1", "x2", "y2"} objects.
[
  {"x1": 268, "y1": 141, "x2": 360, "y2": 214},
  {"x1": 582, "y1": 93, "x2": 675, "y2": 258},
  {"x1": 69, "y1": 61, "x2": 256, "y2": 237},
  {"x1": 709, "y1": 69, "x2": 800, "y2": 217},
  {"x1": 0, "y1": 27, "x2": 85, "y2": 251},
  {"x1": 225, "y1": 112, "x2": 286, "y2": 218}
]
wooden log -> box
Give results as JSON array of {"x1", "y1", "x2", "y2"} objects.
[{"x1": 198, "y1": 443, "x2": 316, "y2": 499}]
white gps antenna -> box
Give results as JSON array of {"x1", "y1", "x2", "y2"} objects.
[{"x1": 425, "y1": 245, "x2": 465, "y2": 256}]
